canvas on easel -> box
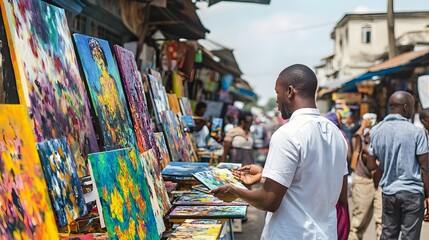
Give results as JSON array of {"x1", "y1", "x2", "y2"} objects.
[
  {"x1": 0, "y1": 104, "x2": 58, "y2": 238},
  {"x1": 74, "y1": 34, "x2": 136, "y2": 151},
  {"x1": 0, "y1": 0, "x2": 99, "y2": 178},
  {"x1": 113, "y1": 45, "x2": 156, "y2": 154},
  {"x1": 37, "y1": 138, "x2": 88, "y2": 227},
  {"x1": 88, "y1": 148, "x2": 159, "y2": 239}
]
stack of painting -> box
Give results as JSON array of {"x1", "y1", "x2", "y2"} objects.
[
  {"x1": 74, "y1": 34, "x2": 136, "y2": 151},
  {"x1": 1, "y1": 0, "x2": 99, "y2": 178},
  {"x1": 169, "y1": 205, "x2": 247, "y2": 219},
  {"x1": 173, "y1": 192, "x2": 248, "y2": 206},
  {"x1": 168, "y1": 219, "x2": 223, "y2": 240},
  {"x1": 0, "y1": 105, "x2": 58, "y2": 238}
]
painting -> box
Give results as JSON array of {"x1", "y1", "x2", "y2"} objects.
[
  {"x1": 0, "y1": 104, "x2": 58, "y2": 238},
  {"x1": 74, "y1": 34, "x2": 136, "y2": 151},
  {"x1": 193, "y1": 169, "x2": 247, "y2": 190},
  {"x1": 140, "y1": 150, "x2": 171, "y2": 215},
  {"x1": 173, "y1": 193, "x2": 248, "y2": 206},
  {"x1": 0, "y1": 13, "x2": 18, "y2": 103},
  {"x1": 88, "y1": 148, "x2": 159, "y2": 240},
  {"x1": 179, "y1": 97, "x2": 193, "y2": 116},
  {"x1": 203, "y1": 100, "x2": 224, "y2": 119},
  {"x1": 169, "y1": 206, "x2": 247, "y2": 219},
  {"x1": 161, "y1": 162, "x2": 209, "y2": 178},
  {"x1": 0, "y1": 0, "x2": 99, "y2": 178},
  {"x1": 147, "y1": 74, "x2": 168, "y2": 124},
  {"x1": 160, "y1": 110, "x2": 184, "y2": 161},
  {"x1": 168, "y1": 219, "x2": 223, "y2": 240},
  {"x1": 217, "y1": 162, "x2": 242, "y2": 170},
  {"x1": 113, "y1": 45, "x2": 156, "y2": 154},
  {"x1": 154, "y1": 132, "x2": 171, "y2": 170},
  {"x1": 167, "y1": 93, "x2": 181, "y2": 114},
  {"x1": 37, "y1": 138, "x2": 88, "y2": 227},
  {"x1": 137, "y1": 150, "x2": 166, "y2": 235},
  {"x1": 211, "y1": 118, "x2": 223, "y2": 138}
]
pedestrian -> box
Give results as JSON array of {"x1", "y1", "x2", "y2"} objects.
[
  {"x1": 367, "y1": 91, "x2": 429, "y2": 239},
  {"x1": 220, "y1": 111, "x2": 254, "y2": 166},
  {"x1": 211, "y1": 64, "x2": 348, "y2": 239},
  {"x1": 348, "y1": 117, "x2": 382, "y2": 240}
]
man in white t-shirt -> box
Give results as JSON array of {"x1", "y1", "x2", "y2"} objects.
[{"x1": 211, "y1": 64, "x2": 348, "y2": 239}]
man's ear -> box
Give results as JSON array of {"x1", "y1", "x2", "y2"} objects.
[{"x1": 286, "y1": 86, "x2": 295, "y2": 99}]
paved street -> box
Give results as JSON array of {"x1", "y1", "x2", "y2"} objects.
[{"x1": 235, "y1": 199, "x2": 429, "y2": 240}]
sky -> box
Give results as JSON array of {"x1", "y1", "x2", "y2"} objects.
[{"x1": 196, "y1": 0, "x2": 429, "y2": 106}]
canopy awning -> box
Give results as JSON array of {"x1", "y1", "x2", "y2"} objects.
[
  {"x1": 208, "y1": 0, "x2": 270, "y2": 6},
  {"x1": 342, "y1": 49, "x2": 429, "y2": 88}
]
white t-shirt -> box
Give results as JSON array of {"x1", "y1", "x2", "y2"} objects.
[
  {"x1": 261, "y1": 108, "x2": 348, "y2": 240},
  {"x1": 195, "y1": 125, "x2": 210, "y2": 148}
]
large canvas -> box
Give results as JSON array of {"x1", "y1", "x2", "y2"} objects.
[
  {"x1": 173, "y1": 193, "x2": 248, "y2": 206},
  {"x1": 0, "y1": 0, "x2": 99, "y2": 177},
  {"x1": 169, "y1": 206, "x2": 247, "y2": 219},
  {"x1": 138, "y1": 150, "x2": 166, "y2": 235},
  {"x1": 73, "y1": 34, "x2": 136, "y2": 151},
  {"x1": 168, "y1": 220, "x2": 223, "y2": 240},
  {"x1": 88, "y1": 148, "x2": 158, "y2": 240},
  {"x1": 0, "y1": 105, "x2": 57, "y2": 238},
  {"x1": 193, "y1": 169, "x2": 247, "y2": 190},
  {"x1": 140, "y1": 150, "x2": 171, "y2": 215},
  {"x1": 37, "y1": 138, "x2": 87, "y2": 227},
  {"x1": 113, "y1": 45, "x2": 156, "y2": 154},
  {"x1": 0, "y1": 14, "x2": 18, "y2": 103},
  {"x1": 154, "y1": 132, "x2": 171, "y2": 170},
  {"x1": 160, "y1": 110, "x2": 186, "y2": 161}
]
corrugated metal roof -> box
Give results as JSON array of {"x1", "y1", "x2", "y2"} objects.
[{"x1": 368, "y1": 49, "x2": 429, "y2": 72}]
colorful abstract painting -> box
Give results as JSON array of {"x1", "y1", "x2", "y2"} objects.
[
  {"x1": 0, "y1": 0, "x2": 99, "y2": 177},
  {"x1": 173, "y1": 193, "x2": 248, "y2": 206},
  {"x1": 73, "y1": 34, "x2": 136, "y2": 151},
  {"x1": 137, "y1": 150, "x2": 166, "y2": 235},
  {"x1": 140, "y1": 150, "x2": 171, "y2": 215},
  {"x1": 37, "y1": 138, "x2": 87, "y2": 227},
  {"x1": 161, "y1": 162, "x2": 209, "y2": 178},
  {"x1": 147, "y1": 74, "x2": 169, "y2": 124},
  {"x1": 113, "y1": 45, "x2": 156, "y2": 154},
  {"x1": 193, "y1": 169, "x2": 247, "y2": 190},
  {"x1": 0, "y1": 105, "x2": 58, "y2": 238},
  {"x1": 168, "y1": 219, "x2": 223, "y2": 240},
  {"x1": 160, "y1": 110, "x2": 186, "y2": 161},
  {"x1": 169, "y1": 206, "x2": 247, "y2": 219},
  {"x1": 167, "y1": 93, "x2": 181, "y2": 114},
  {"x1": 88, "y1": 148, "x2": 158, "y2": 240},
  {"x1": 179, "y1": 97, "x2": 193, "y2": 116},
  {"x1": 0, "y1": 14, "x2": 18, "y2": 103},
  {"x1": 154, "y1": 132, "x2": 171, "y2": 170}
]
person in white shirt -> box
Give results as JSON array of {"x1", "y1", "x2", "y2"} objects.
[{"x1": 211, "y1": 64, "x2": 348, "y2": 239}]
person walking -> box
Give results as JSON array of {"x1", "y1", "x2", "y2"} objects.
[
  {"x1": 367, "y1": 91, "x2": 429, "y2": 239},
  {"x1": 349, "y1": 118, "x2": 382, "y2": 240},
  {"x1": 211, "y1": 64, "x2": 348, "y2": 239}
]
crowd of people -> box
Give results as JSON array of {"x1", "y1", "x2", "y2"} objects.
[{"x1": 204, "y1": 64, "x2": 429, "y2": 239}]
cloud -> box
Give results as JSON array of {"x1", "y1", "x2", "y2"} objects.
[{"x1": 354, "y1": 5, "x2": 370, "y2": 13}]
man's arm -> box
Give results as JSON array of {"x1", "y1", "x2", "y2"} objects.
[
  {"x1": 210, "y1": 178, "x2": 287, "y2": 212},
  {"x1": 367, "y1": 154, "x2": 382, "y2": 188},
  {"x1": 417, "y1": 153, "x2": 429, "y2": 199}
]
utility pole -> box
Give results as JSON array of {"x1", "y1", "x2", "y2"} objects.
[{"x1": 387, "y1": 0, "x2": 397, "y2": 58}]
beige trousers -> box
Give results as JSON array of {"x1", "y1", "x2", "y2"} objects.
[{"x1": 348, "y1": 174, "x2": 382, "y2": 240}]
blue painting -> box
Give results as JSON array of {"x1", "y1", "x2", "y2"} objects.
[
  {"x1": 37, "y1": 138, "x2": 87, "y2": 227},
  {"x1": 73, "y1": 34, "x2": 136, "y2": 151}
]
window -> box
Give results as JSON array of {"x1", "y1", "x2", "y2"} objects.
[{"x1": 361, "y1": 25, "x2": 371, "y2": 44}]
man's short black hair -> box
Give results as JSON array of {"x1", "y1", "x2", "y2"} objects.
[{"x1": 278, "y1": 64, "x2": 318, "y2": 99}]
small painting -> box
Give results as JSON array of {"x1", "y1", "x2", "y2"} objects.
[
  {"x1": 179, "y1": 97, "x2": 193, "y2": 116},
  {"x1": 37, "y1": 138, "x2": 88, "y2": 227},
  {"x1": 167, "y1": 93, "x2": 181, "y2": 114},
  {"x1": 168, "y1": 219, "x2": 223, "y2": 240},
  {"x1": 154, "y1": 132, "x2": 171, "y2": 170},
  {"x1": 161, "y1": 162, "x2": 209, "y2": 178},
  {"x1": 192, "y1": 169, "x2": 247, "y2": 190},
  {"x1": 169, "y1": 206, "x2": 247, "y2": 219},
  {"x1": 160, "y1": 110, "x2": 184, "y2": 161},
  {"x1": 173, "y1": 193, "x2": 248, "y2": 206},
  {"x1": 88, "y1": 148, "x2": 158, "y2": 240}
]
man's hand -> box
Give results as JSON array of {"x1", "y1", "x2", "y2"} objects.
[
  {"x1": 232, "y1": 164, "x2": 263, "y2": 185},
  {"x1": 210, "y1": 184, "x2": 238, "y2": 202}
]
